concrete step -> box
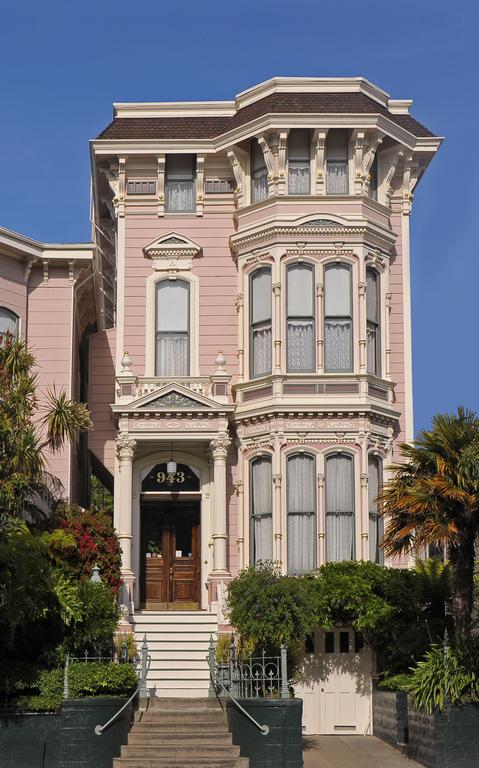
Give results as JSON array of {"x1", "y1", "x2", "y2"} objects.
[
  {"x1": 135, "y1": 712, "x2": 227, "y2": 725},
  {"x1": 121, "y1": 745, "x2": 240, "y2": 757},
  {"x1": 146, "y1": 696, "x2": 221, "y2": 708},
  {"x1": 127, "y1": 732, "x2": 233, "y2": 746},
  {"x1": 114, "y1": 760, "x2": 248, "y2": 768}
]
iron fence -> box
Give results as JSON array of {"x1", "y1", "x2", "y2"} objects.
[{"x1": 208, "y1": 636, "x2": 289, "y2": 699}]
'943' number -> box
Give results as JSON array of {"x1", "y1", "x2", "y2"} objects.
[{"x1": 156, "y1": 471, "x2": 185, "y2": 484}]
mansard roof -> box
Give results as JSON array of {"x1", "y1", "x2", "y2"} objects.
[{"x1": 97, "y1": 85, "x2": 437, "y2": 142}]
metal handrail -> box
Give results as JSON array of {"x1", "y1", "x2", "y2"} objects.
[
  {"x1": 207, "y1": 657, "x2": 270, "y2": 736},
  {"x1": 95, "y1": 638, "x2": 151, "y2": 737}
]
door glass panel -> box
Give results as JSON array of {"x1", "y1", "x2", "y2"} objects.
[
  {"x1": 340, "y1": 631, "x2": 350, "y2": 653},
  {"x1": 325, "y1": 632, "x2": 335, "y2": 653},
  {"x1": 174, "y1": 511, "x2": 193, "y2": 558}
]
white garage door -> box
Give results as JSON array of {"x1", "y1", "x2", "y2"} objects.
[{"x1": 293, "y1": 628, "x2": 372, "y2": 735}]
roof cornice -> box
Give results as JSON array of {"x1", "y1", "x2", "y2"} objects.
[{"x1": 0, "y1": 226, "x2": 93, "y2": 262}]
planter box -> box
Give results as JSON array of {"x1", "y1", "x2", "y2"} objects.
[
  {"x1": 408, "y1": 701, "x2": 479, "y2": 768},
  {"x1": 0, "y1": 711, "x2": 62, "y2": 768},
  {"x1": 372, "y1": 690, "x2": 408, "y2": 747},
  {"x1": 226, "y1": 698, "x2": 303, "y2": 768},
  {"x1": 0, "y1": 698, "x2": 132, "y2": 768}
]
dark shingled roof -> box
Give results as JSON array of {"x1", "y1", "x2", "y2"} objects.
[{"x1": 97, "y1": 92, "x2": 436, "y2": 140}]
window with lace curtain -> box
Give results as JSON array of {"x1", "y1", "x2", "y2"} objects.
[
  {"x1": 288, "y1": 129, "x2": 310, "y2": 195},
  {"x1": 251, "y1": 139, "x2": 268, "y2": 203},
  {"x1": 287, "y1": 263, "x2": 315, "y2": 371},
  {"x1": 250, "y1": 456, "x2": 273, "y2": 563},
  {"x1": 250, "y1": 267, "x2": 272, "y2": 378},
  {"x1": 326, "y1": 453, "x2": 355, "y2": 562},
  {"x1": 0, "y1": 307, "x2": 19, "y2": 347},
  {"x1": 165, "y1": 155, "x2": 196, "y2": 212},
  {"x1": 366, "y1": 268, "x2": 381, "y2": 376},
  {"x1": 324, "y1": 263, "x2": 353, "y2": 372},
  {"x1": 326, "y1": 129, "x2": 349, "y2": 194},
  {"x1": 368, "y1": 455, "x2": 384, "y2": 564},
  {"x1": 287, "y1": 453, "x2": 316, "y2": 573},
  {"x1": 155, "y1": 280, "x2": 189, "y2": 376}
]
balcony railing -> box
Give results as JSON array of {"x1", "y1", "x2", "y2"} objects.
[{"x1": 136, "y1": 377, "x2": 212, "y2": 398}]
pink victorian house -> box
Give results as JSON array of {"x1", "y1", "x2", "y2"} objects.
[{"x1": 0, "y1": 77, "x2": 441, "y2": 731}]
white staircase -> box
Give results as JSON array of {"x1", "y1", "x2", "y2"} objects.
[{"x1": 133, "y1": 610, "x2": 218, "y2": 697}]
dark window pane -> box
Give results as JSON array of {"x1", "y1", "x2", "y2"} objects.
[
  {"x1": 340, "y1": 631, "x2": 350, "y2": 653},
  {"x1": 305, "y1": 633, "x2": 315, "y2": 654},
  {"x1": 325, "y1": 632, "x2": 335, "y2": 653},
  {"x1": 354, "y1": 632, "x2": 364, "y2": 653}
]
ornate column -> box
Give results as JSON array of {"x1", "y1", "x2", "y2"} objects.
[
  {"x1": 116, "y1": 434, "x2": 136, "y2": 609},
  {"x1": 157, "y1": 154, "x2": 165, "y2": 217},
  {"x1": 196, "y1": 155, "x2": 205, "y2": 216},
  {"x1": 273, "y1": 281, "x2": 282, "y2": 374},
  {"x1": 316, "y1": 279, "x2": 324, "y2": 374},
  {"x1": 273, "y1": 473, "x2": 282, "y2": 564},
  {"x1": 210, "y1": 432, "x2": 232, "y2": 574},
  {"x1": 360, "y1": 432, "x2": 370, "y2": 561},
  {"x1": 317, "y1": 472, "x2": 326, "y2": 565},
  {"x1": 312, "y1": 130, "x2": 327, "y2": 195}
]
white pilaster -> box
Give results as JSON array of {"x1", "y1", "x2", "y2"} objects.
[
  {"x1": 209, "y1": 433, "x2": 231, "y2": 574},
  {"x1": 116, "y1": 434, "x2": 136, "y2": 575}
]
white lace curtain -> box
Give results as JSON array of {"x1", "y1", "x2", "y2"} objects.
[
  {"x1": 324, "y1": 319, "x2": 352, "y2": 371},
  {"x1": 324, "y1": 264, "x2": 352, "y2": 372},
  {"x1": 156, "y1": 334, "x2": 188, "y2": 376},
  {"x1": 326, "y1": 454, "x2": 355, "y2": 561},
  {"x1": 326, "y1": 162, "x2": 348, "y2": 194},
  {"x1": 251, "y1": 268, "x2": 272, "y2": 376},
  {"x1": 251, "y1": 457, "x2": 273, "y2": 562},
  {"x1": 288, "y1": 164, "x2": 310, "y2": 194},
  {"x1": 366, "y1": 269, "x2": 380, "y2": 375},
  {"x1": 252, "y1": 326, "x2": 272, "y2": 376},
  {"x1": 368, "y1": 456, "x2": 384, "y2": 564},
  {"x1": 287, "y1": 454, "x2": 316, "y2": 573},
  {"x1": 166, "y1": 181, "x2": 195, "y2": 212},
  {"x1": 252, "y1": 171, "x2": 268, "y2": 202},
  {"x1": 288, "y1": 320, "x2": 314, "y2": 370},
  {"x1": 367, "y1": 325, "x2": 378, "y2": 375}
]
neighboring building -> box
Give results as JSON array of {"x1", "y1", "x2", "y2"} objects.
[{"x1": 0, "y1": 77, "x2": 441, "y2": 730}]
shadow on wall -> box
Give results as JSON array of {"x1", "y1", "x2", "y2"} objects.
[{"x1": 293, "y1": 646, "x2": 372, "y2": 697}]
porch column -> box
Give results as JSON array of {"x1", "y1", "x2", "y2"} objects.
[
  {"x1": 116, "y1": 434, "x2": 136, "y2": 575},
  {"x1": 210, "y1": 433, "x2": 231, "y2": 574}
]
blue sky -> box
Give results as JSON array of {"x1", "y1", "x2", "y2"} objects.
[{"x1": 0, "y1": 0, "x2": 477, "y2": 434}]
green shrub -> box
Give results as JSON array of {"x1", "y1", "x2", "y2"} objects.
[
  {"x1": 376, "y1": 673, "x2": 412, "y2": 691},
  {"x1": 409, "y1": 644, "x2": 479, "y2": 713},
  {"x1": 63, "y1": 582, "x2": 119, "y2": 655},
  {"x1": 15, "y1": 661, "x2": 138, "y2": 712}
]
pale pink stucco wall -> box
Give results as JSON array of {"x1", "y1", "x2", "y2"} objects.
[
  {"x1": 0, "y1": 254, "x2": 27, "y2": 330},
  {"x1": 122, "y1": 199, "x2": 238, "y2": 382},
  {"x1": 27, "y1": 264, "x2": 74, "y2": 496},
  {"x1": 88, "y1": 327, "x2": 116, "y2": 475}
]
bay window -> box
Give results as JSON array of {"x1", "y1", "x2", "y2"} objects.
[
  {"x1": 287, "y1": 453, "x2": 316, "y2": 573},
  {"x1": 326, "y1": 129, "x2": 349, "y2": 194},
  {"x1": 324, "y1": 263, "x2": 353, "y2": 372},
  {"x1": 287, "y1": 263, "x2": 315, "y2": 371},
  {"x1": 288, "y1": 129, "x2": 310, "y2": 195},
  {"x1": 156, "y1": 280, "x2": 189, "y2": 376},
  {"x1": 368, "y1": 455, "x2": 384, "y2": 564},
  {"x1": 251, "y1": 457, "x2": 273, "y2": 563},
  {"x1": 326, "y1": 453, "x2": 355, "y2": 561},
  {"x1": 366, "y1": 268, "x2": 381, "y2": 376},
  {"x1": 250, "y1": 267, "x2": 272, "y2": 378},
  {"x1": 251, "y1": 139, "x2": 268, "y2": 203},
  {"x1": 165, "y1": 154, "x2": 195, "y2": 212}
]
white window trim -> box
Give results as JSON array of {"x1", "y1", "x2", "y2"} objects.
[
  {"x1": 321, "y1": 256, "x2": 358, "y2": 374},
  {"x1": 145, "y1": 271, "x2": 200, "y2": 377}
]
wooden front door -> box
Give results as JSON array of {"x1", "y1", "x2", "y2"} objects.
[{"x1": 141, "y1": 501, "x2": 200, "y2": 609}]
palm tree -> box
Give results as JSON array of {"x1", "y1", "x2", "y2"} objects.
[
  {"x1": 379, "y1": 407, "x2": 479, "y2": 646},
  {"x1": 0, "y1": 338, "x2": 92, "y2": 519}
]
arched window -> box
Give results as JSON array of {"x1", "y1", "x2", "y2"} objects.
[
  {"x1": 326, "y1": 453, "x2": 355, "y2": 561},
  {"x1": 366, "y1": 268, "x2": 381, "y2": 376},
  {"x1": 0, "y1": 307, "x2": 19, "y2": 346},
  {"x1": 287, "y1": 263, "x2": 315, "y2": 372},
  {"x1": 155, "y1": 280, "x2": 189, "y2": 376},
  {"x1": 251, "y1": 139, "x2": 268, "y2": 203},
  {"x1": 368, "y1": 455, "x2": 384, "y2": 564},
  {"x1": 250, "y1": 267, "x2": 272, "y2": 378},
  {"x1": 250, "y1": 456, "x2": 273, "y2": 563},
  {"x1": 324, "y1": 263, "x2": 353, "y2": 372},
  {"x1": 287, "y1": 453, "x2": 316, "y2": 573}
]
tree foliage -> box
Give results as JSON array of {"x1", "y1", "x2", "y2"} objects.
[
  {"x1": 379, "y1": 406, "x2": 479, "y2": 645},
  {"x1": 0, "y1": 339, "x2": 92, "y2": 519},
  {"x1": 227, "y1": 560, "x2": 450, "y2": 674}
]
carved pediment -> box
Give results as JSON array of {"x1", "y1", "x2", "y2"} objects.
[
  {"x1": 143, "y1": 232, "x2": 202, "y2": 272},
  {"x1": 140, "y1": 390, "x2": 204, "y2": 409},
  {"x1": 299, "y1": 218, "x2": 345, "y2": 228}
]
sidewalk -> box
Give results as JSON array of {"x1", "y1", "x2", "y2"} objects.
[{"x1": 303, "y1": 735, "x2": 422, "y2": 767}]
